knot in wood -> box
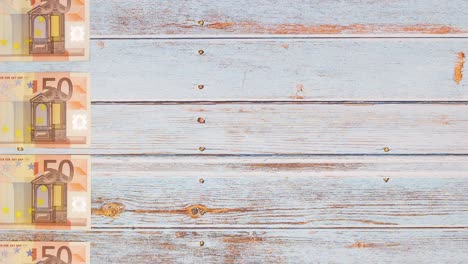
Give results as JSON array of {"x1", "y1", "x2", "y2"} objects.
[
  {"x1": 191, "y1": 207, "x2": 199, "y2": 215},
  {"x1": 187, "y1": 204, "x2": 209, "y2": 218},
  {"x1": 100, "y1": 202, "x2": 125, "y2": 217}
]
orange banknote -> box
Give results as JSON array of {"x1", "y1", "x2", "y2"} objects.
[
  {"x1": 0, "y1": 155, "x2": 91, "y2": 230},
  {"x1": 0, "y1": 73, "x2": 90, "y2": 148},
  {"x1": 0, "y1": 0, "x2": 89, "y2": 61},
  {"x1": 0, "y1": 241, "x2": 89, "y2": 263}
]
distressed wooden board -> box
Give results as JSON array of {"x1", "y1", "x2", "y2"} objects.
[
  {"x1": 92, "y1": 155, "x2": 468, "y2": 178},
  {"x1": 6, "y1": 104, "x2": 468, "y2": 155},
  {"x1": 91, "y1": 0, "x2": 468, "y2": 36},
  {"x1": 85, "y1": 156, "x2": 468, "y2": 227},
  {"x1": 0, "y1": 229, "x2": 466, "y2": 263},
  {"x1": 0, "y1": 39, "x2": 466, "y2": 101}
]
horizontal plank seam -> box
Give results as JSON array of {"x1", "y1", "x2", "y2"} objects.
[
  {"x1": 90, "y1": 35, "x2": 468, "y2": 40},
  {"x1": 89, "y1": 226, "x2": 468, "y2": 230},
  {"x1": 5, "y1": 153, "x2": 468, "y2": 157},
  {"x1": 65, "y1": 154, "x2": 468, "y2": 159},
  {"x1": 91, "y1": 101, "x2": 468, "y2": 105}
]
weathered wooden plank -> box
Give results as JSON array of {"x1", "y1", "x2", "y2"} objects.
[
  {"x1": 91, "y1": 0, "x2": 468, "y2": 36},
  {"x1": 0, "y1": 39, "x2": 466, "y2": 101},
  {"x1": 92, "y1": 155, "x2": 468, "y2": 178},
  {"x1": 0, "y1": 229, "x2": 466, "y2": 263},
  {"x1": 6, "y1": 104, "x2": 468, "y2": 155},
  {"x1": 85, "y1": 156, "x2": 468, "y2": 227}
]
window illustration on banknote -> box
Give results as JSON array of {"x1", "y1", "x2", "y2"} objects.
[
  {"x1": 0, "y1": 0, "x2": 89, "y2": 61},
  {"x1": 28, "y1": 0, "x2": 71, "y2": 55},
  {"x1": 31, "y1": 160, "x2": 71, "y2": 223},
  {"x1": 0, "y1": 155, "x2": 90, "y2": 230},
  {"x1": 30, "y1": 80, "x2": 71, "y2": 143}
]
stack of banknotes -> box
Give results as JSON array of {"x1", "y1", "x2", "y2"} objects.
[{"x1": 1, "y1": 1, "x2": 90, "y2": 263}]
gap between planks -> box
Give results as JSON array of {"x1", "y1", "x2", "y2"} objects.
[
  {"x1": 90, "y1": 34, "x2": 468, "y2": 40},
  {"x1": 90, "y1": 101, "x2": 468, "y2": 105},
  {"x1": 88, "y1": 227, "x2": 468, "y2": 231}
]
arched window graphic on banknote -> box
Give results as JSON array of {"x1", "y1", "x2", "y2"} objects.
[
  {"x1": 0, "y1": 73, "x2": 89, "y2": 148},
  {"x1": 31, "y1": 169, "x2": 68, "y2": 223},
  {"x1": 28, "y1": 0, "x2": 71, "y2": 54},
  {"x1": 0, "y1": 155, "x2": 90, "y2": 230},
  {"x1": 30, "y1": 88, "x2": 68, "y2": 142},
  {"x1": 0, "y1": 0, "x2": 88, "y2": 61}
]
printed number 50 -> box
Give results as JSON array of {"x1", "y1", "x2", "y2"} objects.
[
  {"x1": 42, "y1": 77, "x2": 74, "y2": 101},
  {"x1": 42, "y1": 246, "x2": 72, "y2": 264}
]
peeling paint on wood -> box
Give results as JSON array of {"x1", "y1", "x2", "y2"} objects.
[
  {"x1": 455, "y1": 51, "x2": 465, "y2": 85},
  {"x1": 347, "y1": 241, "x2": 400, "y2": 249},
  {"x1": 2, "y1": 39, "x2": 467, "y2": 101},
  {"x1": 0, "y1": 229, "x2": 465, "y2": 263},
  {"x1": 91, "y1": 0, "x2": 468, "y2": 36},
  {"x1": 206, "y1": 22, "x2": 463, "y2": 35},
  {"x1": 2, "y1": 0, "x2": 467, "y2": 261},
  {"x1": 72, "y1": 156, "x2": 468, "y2": 228},
  {"x1": 6, "y1": 104, "x2": 468, "y2": 155}
]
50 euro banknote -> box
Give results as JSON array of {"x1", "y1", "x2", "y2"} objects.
[
  {"x1": 0, "y1": 155, "x2": 90, "y2": 230},
  {"x1": 0, "y1": 0, "x2": 89, "y2": 61},
  {"x1": 0, "y1": 241, "x2": 89, "y2": 263},
  {"x1": 0, "y1": 73, "x2": 90, "y2": 148}
]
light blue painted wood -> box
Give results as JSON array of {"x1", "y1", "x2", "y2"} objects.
[
  {"x1": 91, "y1": 0, "x2": 468, "y2": 36},
  {"x1": 88, "y1": 156, "x2": 468, "y2": 228},
  {"x1": 0, "y1": 229, "x2": 466, "y2": 263},
  {"x1": 0, "y1": 39, "x2": 465, "y2": 101},
  {"x1": 3, "y1": 104, "x2": 468, "y2": 155}
]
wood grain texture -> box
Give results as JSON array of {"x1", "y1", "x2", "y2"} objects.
[
  {"x1": 0, "y1": 229, "x2": 466, "y2": 263},
  {"x1": 92, "y1": 155, "x2": 468, "y2": 178},
  {"x1": 6, "y1": 104, "x2": 468, "y2": 154},
  {"x1": 91, "y1": 0, "x2": 468, "y2": 36},
  {"x1": 85, "y1": 156, "x2": 468, "y2": 227},
  {"x1": 0, "y1": 39, "x2": 466, "y2": 101}
]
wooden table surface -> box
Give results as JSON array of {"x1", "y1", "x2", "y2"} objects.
[{"x1": 1, "y1": 0, "x2": 467, "y2": 263}]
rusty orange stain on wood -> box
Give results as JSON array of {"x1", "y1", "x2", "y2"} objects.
[
  {"x1": 347, "y1": 241, "x2": 400, "y2": 249},
  {"x1": 454, "y1": 51, "x2": 465, "y2": 85},
  {"x1": 93, "y1": 202, "x2": 126, "y2": 217},
  {"x1": 293, "y1": 84, "x2": 305, "y2": 99},
  {"x1": 246, "y1": 162, "x2": 363, "y2": 170},
  {"x1": 159, "y1": 242, "x2": 176, "y2": 251},
  {"x1": 348, "y1": 242, "x2": 378, "y2": 248},
  {"x1": 223, "y1": 236, "x2": 264, "y2": 243},
  {"x1": 206, "y1": 22, "x2": 462, "y2": 34},
  {"x1": 175, "y1": 232, "x2": 188, "y2": 238},
  {"x1": 249, "y1": 218, "x2": 398, "y2": 226},
  {"x1": 110, "y1": 204, "x2": 251, "y2": 219},
  {"x1": 329, "y1": 204, "x2": 353, "y2": 209},
  {"x1": 185, "y1": 204, "x2": 252, "y2": 219},
  {"x1": 319, "y1": 219, "x2": 398, "y2": 225},
  {"x1": 96, "y1": 41, "x2": 105, "y2": 49}
]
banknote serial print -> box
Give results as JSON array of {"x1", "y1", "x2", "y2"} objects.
[
  {"x1": 0, "y1": 73, "x2": 90, "y2": 148},
  {"x1": 0, "y1": 155, "x2": 91, "y2": 230},
  {"x1": 0, "y1": 0, "x2": 89, "y2": 61}
]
